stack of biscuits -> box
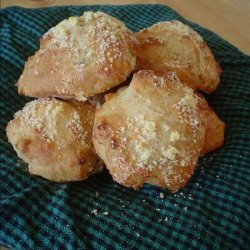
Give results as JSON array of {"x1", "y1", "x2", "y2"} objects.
[{"x1": 6, "y1": 12, "x2": 225, "y2": 193}]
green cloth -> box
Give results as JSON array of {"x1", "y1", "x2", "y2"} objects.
[{"x1": 0, "y1": 4, "x2": 249, "y2": 249}]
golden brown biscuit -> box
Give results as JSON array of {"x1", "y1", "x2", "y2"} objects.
[
  {"x1": 6, "y1": 98, "x2": 102, "y2": 182},
  {"x1": 93, "y1": 70, "x2": 207, "y2": 192},
  {"x1": 201, "y1": 104, "x2": 225, "y2": 154},
  {"x1": 17, "y1": 11, "x2": 137, "y2": 100},
  {"x1": 135, "y1": 20, "x2": 221, "y2": 93}
]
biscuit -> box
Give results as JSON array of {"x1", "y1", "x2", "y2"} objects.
[
  {"x1": 195, "y1": 94, "x2": 225, "y2": 154},
  {"x1": 17, "y1": 11, "x2": 137, "y2": 100},
  {"x1": 6, "y1": 98, "x2": 102, "y2": 182},
  {"x1": 135, "y1": 20, "x2": 221, "y2": 93},
  {"x1": 93, "y1": 70, "x2": 207, "y2": 192},
  {"x1": 202, "y1": 106, "x2": 225, "y2": 154}
]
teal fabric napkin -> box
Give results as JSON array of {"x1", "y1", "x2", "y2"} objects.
[{"x1": 0, "y1": 4, "x2": 249, "y2": 249}]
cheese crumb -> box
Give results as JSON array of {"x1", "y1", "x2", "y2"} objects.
[
  {"x1": 141, "y1": 120, "x2": 156, "y2": 140},
  {"x1": 135, "y1": 143, "x2": 151, "y2": 163},
  {"x1": 91, "y1": 209, "x2": 98, "y2": 215},
  {"x1": 75, "y1": 92, "x2": 87, "y2": 102},
  {"x1": 169, "y1": 131, "x2": 180, "y2": 142},
  {"x1": 162, "y1": 145, "x2": 179, "y2": 160},
  {"x1": 163, "y1": 125, "x2": 170, "y2": 132}
]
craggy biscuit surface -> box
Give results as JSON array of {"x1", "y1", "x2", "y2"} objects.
[
  {"x1": 6, "y1": 98, "x2": 102, "y2": 182},
  {"x1": 135, "y1": 20, "x2": 221, "y2": 93},
  {"x1": 202, "y1": 106, "x2": 225, "y2": 154},
  {"x1": 17, "y1": 11, "x2": 137, "y2": 100},
  {"x1": 93, "y1": 70, "x2": 207, "y2": 192}
]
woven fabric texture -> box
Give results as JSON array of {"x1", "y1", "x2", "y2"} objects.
[{"x1": 0, "y1": 4, "x2": 249, "y2": 250}]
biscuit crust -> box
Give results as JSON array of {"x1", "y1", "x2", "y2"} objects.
[
  {"x1": 93, "y1": 70, "x2": 207, "y2": 192},
  {"x1": 6, "y1": 98, "x2": 102, "y2": 182},
  {"x1": 17, "y1": 11, "x2": 137, "y2": 100},
  {"x1": 202, "y1": 106, "x2": 225, "y2": 154},
  {"x1": 135, "y1": 21, "x2": 221, "y2": 93}
]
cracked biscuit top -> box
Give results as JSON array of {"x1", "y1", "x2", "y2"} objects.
[
  {"x1": 93, "y1": 70, "x2": 207, "y2": 192},
  {"x1": 17, "y1": 11, "x2": 137, "y2": 100}
]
